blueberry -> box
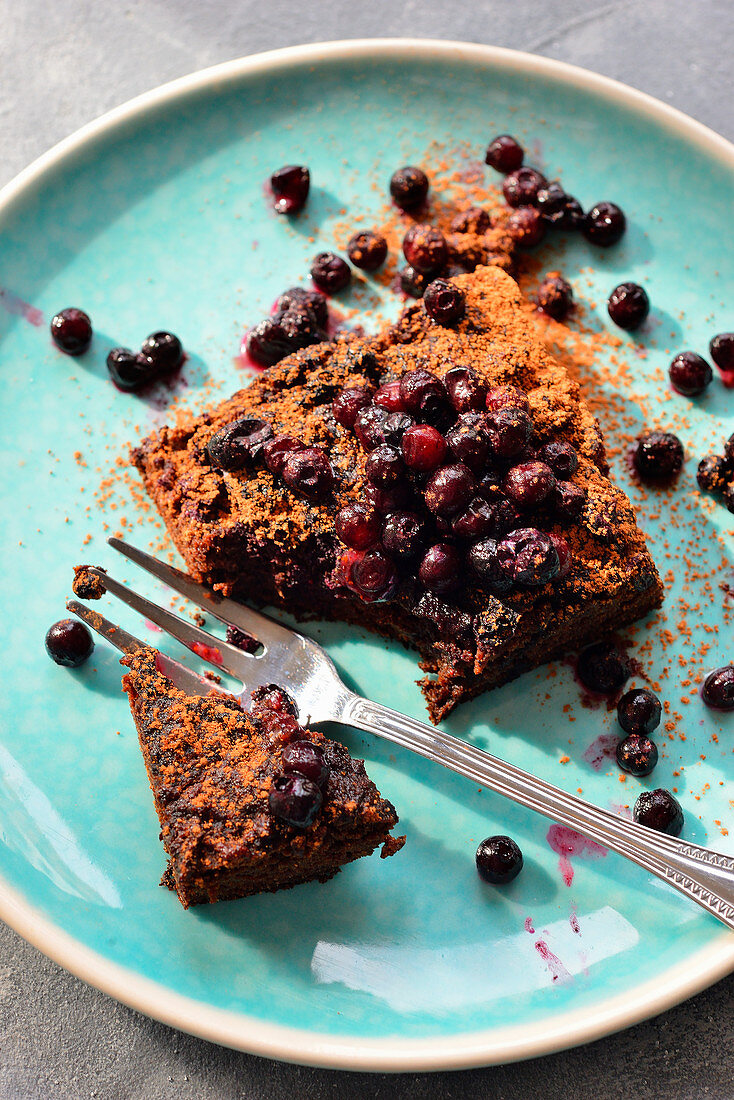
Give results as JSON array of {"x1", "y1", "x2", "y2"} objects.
[
  {"x1": 45, "y1": 619, "x2": 94, "y2": 667},
  {"x1": 269, "y1": 773, "x2": 322, "y2": 828},
  {"x1": 50, "y1": 308, "x2": 92, "y2": 355},
  {"x1": 633, "y1": 789, "x2": 684, "y2": 836},
  {"x1": 475, "y1": 836, "x2": 523, "y2": 884}
]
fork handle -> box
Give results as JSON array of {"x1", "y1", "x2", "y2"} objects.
[{"x1": 342, "y1": 695, "x2": 734, "y2": 931}]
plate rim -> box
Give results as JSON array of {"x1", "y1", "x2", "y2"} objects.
[{"x1": 1, "y1": 37, "x2": 733, "y2": 1072}]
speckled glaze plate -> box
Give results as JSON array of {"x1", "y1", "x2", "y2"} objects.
[{"x1": 0, "y1": 40, "x2": 732, "y2": 1071}]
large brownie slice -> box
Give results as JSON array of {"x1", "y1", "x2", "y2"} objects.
[
  {"x1": 122, "y1": 647, "x2": 403, "y2": 907},
  {"x1": 132, "y1": 265, "x2": 663, "y2": 722}
]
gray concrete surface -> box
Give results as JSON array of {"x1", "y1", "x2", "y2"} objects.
[{"x1": 1, "y1": 1, "x2": 732, "y2": 1096}]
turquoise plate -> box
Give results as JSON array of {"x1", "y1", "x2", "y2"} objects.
[{"x1": 0, "y1": 41, "x2": 732, "y2": 1071}]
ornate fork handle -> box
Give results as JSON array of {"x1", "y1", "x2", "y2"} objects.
[{"x1": 344, "y1": 695, "x2": 734, "y2": 931}]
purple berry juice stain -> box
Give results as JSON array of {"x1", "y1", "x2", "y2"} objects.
[{"x1": 546, "y1": 823, "x2": 607, "y2": 887}]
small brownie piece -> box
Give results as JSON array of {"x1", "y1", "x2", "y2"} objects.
[
  {"x1": 132, "y1": 265, "x2": 662, "y2": 723},
  {"x1": 121, "y1": 647, "x2": 403, "y2": 907}
]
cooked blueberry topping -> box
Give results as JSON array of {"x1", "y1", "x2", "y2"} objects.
[
  {"x1": 140, "y1": 330, "x2": 184, "y2": 374},
  {"x1": 633, "y1": 431, "x2": 684, "y2": 481},
  {"x1": 485, "y1": 385, "x2": 529, "y2": 415},
  {"x1": 536, "y1": 275, "x2": 574, "y2": 320},
  {"x1": 225, "y1": 625, "x2": 260, "y2": 654},
  {"x1": 246, "y1": 318, "x2": 293, "y2": 367},
  {"x1": 374, "y1": 380, "x2": 406, "y2": 412},
  {"x1": 507, "y1": 206, "x2": 546, "y2": 249},
  {"x1": 382, "y1": 511, "x2": 426, "y2": 559},
  {"x1": 347, "y1": 231, "x2": 388, "y2": 271},
  {"x1": 486, "y1": 407, "x2": 533, "y2": 459},
  {"x1": 617, "y1": 687, "x2": 662, "y2": 736},
  {"x1": 451, "y1": 497, "x2": 497, "y2": 540},
  {"x1": 710, "y1": 332, "x2": 734, "y2": 372},
  {"x1": 503, "y1": 461, "x2": 557, "y2": 509},
  {"x1": 354, "y1": 404, "x2": 390, "y2": 451},
  {"x1": 275, "y1": 286, "x2": 328, "y2": 328},
  {"x1": 424, "y1": 464, "x2": 477, "y2": 517},
  {"x1": 553, "y1": 480, "x2": 586, "y2": 521},
  {"x1": 335, "y1": 503, "x2": 381, "y2": 550},
  {"x1": 616, "y1": 735, "x2": 658, "y2": 776},
  {"x1": 251, "y1": 683, "x2": 299, "y2": 716},
  {"x1": 502, "y1": 166, "x2": 547, "y2": 207},
  {"x1": 269, "y1": 773, "x2": 322, "y2": 827},
  {"x1": 476, "y1": 835, "x2": 523, "y2": 884},
  {"x1": 45, "y1": 619, "x2": 94, "y2": 667},
  {"x1": 633, "y1": 789, "x2": 684, "y2": 836},
  {"x1": 535, "y1": 181, "x2": 569, "y2": 224},
  {"x1": 607, "y1": 283, "x2": 650, "y2": 330},
  {"x1": 106, "y1": 347, "x2": 152, "y2": 391},
  {"x1": 332, "y1": 385, "x2": 372, "y2": 429},
  {"x1": 399, "y1": 265, "x2": 430, "y2": 298},
  {"x1": 277, "y1": 307, "x2": 324, "y2": 350},
  {"x1": 399, "y1": 369, "x2": 448, "y2": 420},
  {"x1": 382, "y1": 411, "x2": 415, "y2": 447},
  {"x1": 446, "y1": 414, "x2": 492, "y2": 472},
  {"x1": 418, "y1": 543, "x2": 461, "y2": 593},
  {"x1": 389, "y1": 166, "x2": 429, "y2": 210},
  {"x1": 468, "y1": 537, "x2": 513, "y2": 593},
  {"x1": 701, "y1": 666, "x2": 734, "y2": 710},
  {"x1": 402, "y1": 225, "x2": 449, "y2": 275},
  {"x1": 582, "y1": 202, "x2": 626, "y2": 246},
  {"x1": 550, "y1": 533, "x2": 573, "y2": 577},
  {"x1": 696, "y1": 454, "x2": 729, "y2": 493},
  {"x1": 207, "y1": 417, "x2": 273, "y2": 471},
  {"x1": 444, "y1": 367, "x2": 487, "y2": 412},
  {"x1": 450, "y1": 207, "x2": 491, "y2": 234},
  {"x1": 365, "y1": 443, "x2": 405, "y2": 488},
  {"x1": 485, "y1": 134, "x2": 524, "y2": 173},
  {"x1": 282, "y1": 740, "x2": 330, "y2": 787},
  {"x1": 270, "y1": 165, "x2": 310, "y2": 214},
  {"x1": 499, "y1": 527, "x2": 560, "y2": 587},
  {"x1": 538, "y1": 441, "x2": 579, "y2": 479},
  {"x1": 669, "y1": 351, "x2": 713, "y2": 397},
  {"x1": 281, "y1": 447, "x2": 334, "y2": 501},
  {"x1": 401, "y1": 424, "x2": 447, "y2": 471},
  {"x1": 349, "y1": 548, "x2": 398, "y2": 601},
  {"x1": 423, "y1": 279, "x2": 466, "y2": 325},
  {"x1": 577, "y1": 641, "x2": 629, "y2": 695},
  {"x1": 262, "y1": 434, "x2": 306, "y2": 475},
  {"x1": 556, "y1": 195, "x2": 585, "y2": 230},
  {"x1": 50, "y1": 308, "x2": 92, "y2": 355},
  {"x1": 310, "y1": 252, "x2": 351, "y2": 294}
]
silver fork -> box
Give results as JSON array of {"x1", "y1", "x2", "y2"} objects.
[{"x1": 68, "y1": 535, "x2": 734, "y2": 932}]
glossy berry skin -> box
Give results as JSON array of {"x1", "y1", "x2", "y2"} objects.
[
  {"x1": 710, "y1": 332, "x2": 734, "y2": 372},
  {"x1": 446, "y1": 414, "x2": 491, "y2": 473},
  {"x1": 269, "y1": 774, "x2": 322, "y2": 828},
  {"x1": 475, "y1": 836, "x2": 523, "y2": 884},
  {"x1": 607, "y1": 283, "x2": 650, "y2": 331},
  {"x1": 311, "y1": 252, "x2": 351, "y2": 294},
  {"x1": 399, "y1": 265, "x2": 430, "y2": 299},
  {"x1": 281, "y1": 447, "x2": 334, "y2": 501},
  {"x1": 536, "y1": 275, "x2": 574, "y2": 320},
  {"x1": 207, "y1": 417, "x2": 273, "y2": 471},
  {"x1": 275, "y1": 286, "x2": 329, "y2": 328},
  {"x1": 365, "y1": 443, "x2": 405, "y2": 488},
  {"x1": 577, "y1": 641, "x2": 629, "y2": 695},
  {"x1": 246, "y1": 318, "x2": 293, "y2": 367},
  {"x1": 270, "y1": 165, "x2": 310, "y2": 214},
  {"x1": 423, "y1": 279, "x2": 466, "y2": 325},
  {"x1": 262, "y1": 434, "x2": 305, "y2": 475},
  {"x1": 452, "y1": 497, "x2": 498, "y2": 540},
  {"x1": 486, "y1": 385, "x2": 529, "y2": 415},
  {"x1": 444, "y1": 367, "x2": 486, "y2": 412},
  {"x1": 332, "y1": 386, "x2": 372, "y2": 429},
  {"x1": 696, "y1": 454, "x2": 729, "y2": 493},
  {"x1": 347, "y1": 231, "x2": 388, "y2": 271},
  {"x1": 450, "y1": 207, "x2": 491, "y2": 234},
  {"x1": 582, "y1": 202, "x2": 626, "y2": 246},
  {"x1": 45, "y1": 619, "x2": 94, "y2": 667},
  {"x1": 354, "y1": 404, "x2": 389, "y2": 451},
  {"x1": 633, "y1": 431, "x2": 684, "y2": 481},
  {"x1": 335, "y1": 503, "x2": 381, "y2": 550},
  {"x1": 701, "y1": 666, "x2": 734, "y2": 710},
  {"x1": 389, "y1": 166, "x2": 429, "y2": 210},
  {"x1": 633, "y1": 789, "x2": 684, "y2": 836},
  {"x1": 382, "y1": 511, "x2": 425, "y2": 559},
  {"x1": 50, "y1": 308, "x2": 92, "y2": 355},
  {"x1": 399, "y1": 369, "x2": 448, "y2": 421},
  {"x1": 373, "y1": 380, "x2": 405, "y2": 412},
  {"x1": 498, "y1": 528, "x2": 559, "y2": 587},
  {"x1": 402, "y1": 225, "x2": 448, "y2": 275},
  {"x1": 507, "y1": 207, "x2": 546, "y2": 249},
  {"x1": 557, "y1": 195, "x2": 585, "y2": 230},
  {"x1": 538, "y1": 441, "x2": 578, "y2": 479},
  {"x1": 617, "y1": 688, "x2": 662, "y2": 736},
  {"x1": 553, "y1": 480, "x2": 586, "y2": 521},
  {"x1": 401, "y1": 424, "x2": 447, "y2": 472},
  {"x1": 282, "y1": 741, "x2": 330, "y2": 787},
  {"x1": 468, "y1": 538, "x2": 513, "y2": 593},
  {"x1": 484, "y1": 135, "x2": 524, "y2": 173},
  {"x1": 503, "y1": 461, "x2": 557, "y2": 509},
  {"x1": 349, "y1": 548, "x2": 398, "y2": 601},
  {"x1": 616, "y1": 736, "x2": 658, "y2": 777},
  {"x1": 106, "y1": 347, "x2": 152, "y2": 391},
  {"x1": 669, "y1": 351, "x2": 713, "y2": 397},
  {"x1": 424, "y1": 464, "x2": 476, "y2": 517},
  {"x1": 486, "y1": 407, "x2": 533, "y2": 460},
  {"x1": 502, "y1": 166, "x2": 547, "y2": 207},
  {"x1": 141, "y1": 330, "x2": 184, "y2": 373},
  {"x1": 551, "y1": 534, "x2": 573, "y2": 578},
  {"x1": 418, "y1": 543, "x2": 461, "y2": 593},
  {"x1": 382, "y1": 412, "x2": 415, "y2": 447}
]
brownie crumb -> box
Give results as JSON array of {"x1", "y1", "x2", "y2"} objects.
[{"x1": 72, "y1": 564, "x2": 106, "y2": 600}]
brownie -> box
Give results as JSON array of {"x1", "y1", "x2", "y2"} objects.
[
  {"x1": 132, "y1": 265, "x2": 663, "y2": 723},
  {"x1": 121, "y1": 647, "x2": 403, "y2": 907}
]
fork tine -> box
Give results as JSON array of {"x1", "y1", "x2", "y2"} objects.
[
  {"x1": 108, "y1": 536, "x2": 296, "y2": 652},
  {"x1": 87, "y1": 567, "x2": 255, "y2": 683},
  {"x1": 66, "y1": 599, "x2": 228, "y2": 699}
]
